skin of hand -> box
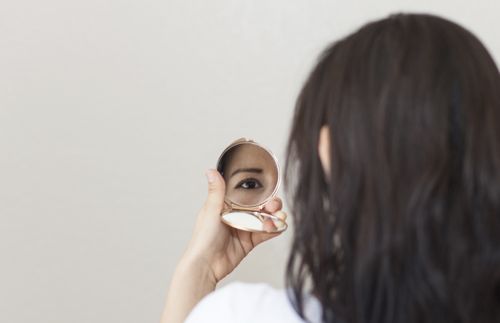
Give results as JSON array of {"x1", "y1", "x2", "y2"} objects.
[
  {"x1": 186, "y1": 168, "x2": 286, "y2": 282},
  {"x1": 161, "y1": 169, "x2": 286, "y2": 323}
]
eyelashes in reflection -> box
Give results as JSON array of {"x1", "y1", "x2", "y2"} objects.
[{"x1": 234, "y1": 177, "x2": 264, "y2": 190}]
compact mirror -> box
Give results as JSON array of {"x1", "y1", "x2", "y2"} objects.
[{"x1": 216, "y1": 138, "x2": 287, "y2": 233}]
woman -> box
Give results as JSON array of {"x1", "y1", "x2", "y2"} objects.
[{"x1": 162, "y1": 13, "x2": 500, "y2": 323}]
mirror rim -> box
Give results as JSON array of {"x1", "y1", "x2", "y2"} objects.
[{"x1": 216, "y1": 138, "x2": 281, "y2": 209}]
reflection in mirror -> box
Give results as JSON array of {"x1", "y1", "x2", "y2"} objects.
[{"x1": 217, "y1": 143, "x2": 278, "y2": 206}]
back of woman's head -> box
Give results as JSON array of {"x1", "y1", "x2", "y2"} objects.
[{"x1": 285, "y1": 13, "x2": 500, "y2": 323}]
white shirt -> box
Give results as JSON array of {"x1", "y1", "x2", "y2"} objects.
[{"x1": 185, "y1": 282, "x2": 322, "y2": 323}]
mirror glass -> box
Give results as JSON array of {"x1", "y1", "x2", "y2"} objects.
[
  {"x1": 221, "y1": 212, "x2": 286, "y2": 232},
  {"x1": 217, "y1": 143, "x2": 278, "y2": 206}
]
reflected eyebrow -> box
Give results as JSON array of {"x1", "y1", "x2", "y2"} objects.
[{"x1": 230, "y1": 168, "x2": 263, "y2": 178}]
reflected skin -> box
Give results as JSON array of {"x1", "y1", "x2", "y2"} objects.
[{"x1": 219, "y1": 144, "x2": 278, "y2": 206}]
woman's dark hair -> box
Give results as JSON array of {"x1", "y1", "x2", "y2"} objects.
[{"x1": 285, "y1": 13, "x2": 500, "y2": 323}]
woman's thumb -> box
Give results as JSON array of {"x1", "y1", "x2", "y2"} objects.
[{"x1": 203, "y1": 169, "x2": 226, "y2": 214}]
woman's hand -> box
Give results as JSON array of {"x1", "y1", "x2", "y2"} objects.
[
  {"x1": 161, "y1": 169, "x2": 286, "y2": 323},
  {"x1": 182, "y1": 169, "x2": 286, "y2": 283}
]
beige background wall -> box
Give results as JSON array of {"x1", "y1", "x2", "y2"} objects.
[{"x1": 1, "y1": 1, "x2": 499, "y2": 322}]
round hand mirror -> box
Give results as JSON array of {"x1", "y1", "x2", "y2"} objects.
[{"x1": 216, "y1": 138, "x2": 287, "y2": 233}]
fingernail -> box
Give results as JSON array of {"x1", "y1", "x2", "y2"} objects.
[{"x1": 205, "y1": 169, "x2": 216, "y2": 183}]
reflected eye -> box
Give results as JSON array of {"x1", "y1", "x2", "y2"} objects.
[{"x1": 235, "y1": 178, "x2": 263, "y2": 189}]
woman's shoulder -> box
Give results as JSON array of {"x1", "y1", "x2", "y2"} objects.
[{"x1": 185, "y1": 281, "x2": 321, "y2": 323}]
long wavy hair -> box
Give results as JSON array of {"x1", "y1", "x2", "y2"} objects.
[{"x1": 285, "y1": 13, "x2": 500, "y2": 323}]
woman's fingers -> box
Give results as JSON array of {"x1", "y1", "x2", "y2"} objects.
[
  {"x1": 263, "y1": 197, "x2": 287, "y2": 225},
  {"x1": 247, "y1": 201, "x2": 288, "y2": 246},
  {"x1": 252, "y1": 225, "x2": 281, "y2": 245},
  {"x1": 262, "y1": 217, "x2": 277, "y2": 233},
  {"x1": 262, "y1": 197, "x2": 287, "y2": 235},
  {"x1": 263, "y1": 196, "x2": 283, "y2": 214},
  {"x1": 273, "y1": 210, "x2": 287, "y2": 221},
  {"x1": 202, "y1": 169, "x2": 226, "y2": 217}
]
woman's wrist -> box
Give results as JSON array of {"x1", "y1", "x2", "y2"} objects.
[
  {"x1": 161, "y1": 254, "x2": 217, "y2": 323},
  {"x1": 176, "y1": 252, "x2": 218, "y2": 287}
]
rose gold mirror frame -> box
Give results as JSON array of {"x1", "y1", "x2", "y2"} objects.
[{"x1": 216, "y1": 138, "x2": 287, "y2": 232}]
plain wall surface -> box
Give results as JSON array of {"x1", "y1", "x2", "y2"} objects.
[{"x1": 1, "y1": 1, "x2": 499, "y2": 322}]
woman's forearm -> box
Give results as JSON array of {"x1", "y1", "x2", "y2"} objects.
[{"x1": 161, "y1": 256, "x2": 217, "y2": 323}]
